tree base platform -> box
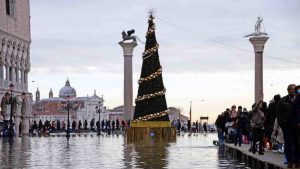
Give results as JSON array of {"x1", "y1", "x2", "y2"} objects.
[{"x1": 126, "y1": 121, "x2": 176, "y2": 143}]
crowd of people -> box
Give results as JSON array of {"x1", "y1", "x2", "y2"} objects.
[
  {"x1": 215, "y1": 84, "x2": 300, "y2": 168},
  {"x1": 171, "y1": 119, "x2": 211, "y2": 133},
  {"x1": 29, "y1": 118, "x2": 129, "y2": 136}
]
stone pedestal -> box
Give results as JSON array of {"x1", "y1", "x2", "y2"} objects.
[
  {"x1": 14, "y1": 115, "x2": 21, "y2": 136},
  {"x1": 126, "y1": 121, "x2": 176, "y2": 143},
  {"x1": 3, "y1": 105, "x2": 10, "y2": 121},
  {"x1": 249, "y1": 36, "x2": 269, "y2": 103},
  {"x1": 119, "y1": 41, "x2": 138, "y2": 121},
  {"x1": 22, "y1": 115, "x2": 30, "y2": 135}
]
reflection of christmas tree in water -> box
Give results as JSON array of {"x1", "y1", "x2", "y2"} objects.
[
  {"x1": 133, "y1": 13, "x2": 169, "y2": 122},
  {"x1": 133, "y1": 142, "x2": 169, "y2": 168}
]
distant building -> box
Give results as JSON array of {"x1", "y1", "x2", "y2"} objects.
[
  {"x1": 32, "y1": 79, "x2": 105, "y2": 125},
  {"x1": 107, "y1": 105, "x2": 135, "y2": 122},
  {"x1": 105, "y1": 106, "x2": 188, "y2": 124},
  {"x1": 168, "y1": 107, "x2": 188, "y2": 124}
]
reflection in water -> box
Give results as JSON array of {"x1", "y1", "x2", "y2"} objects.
[
  {"x1": 130, "y1": 141, "x2": 170, "y2": 169},
  {"x1": 0, "y1": 137, "x2": 31, "y2": 168},
  {"x1": 0, "y1": 134, "x2": 249, "y2": 169}
]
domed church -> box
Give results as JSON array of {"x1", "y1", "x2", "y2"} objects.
[
  {"x1": 32, "y1": 79, "x2": 106, "y2": 125},
  {"x1": 58, "y1": 79, "x2": 77, "y2": 98}
]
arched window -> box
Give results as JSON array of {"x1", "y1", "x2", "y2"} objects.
[
  {"x1": 5, "y1": 0, "x2": 10, "y2": 15},
  {"x1": 18, "y1": 69, "x2": 22, "y2": 83},
  {"x1": 5, "y1": 0, "x2": 15, "y2": 17},
  {"x1": 3, "y1": 66, "x2": 7, "y2": 80}
]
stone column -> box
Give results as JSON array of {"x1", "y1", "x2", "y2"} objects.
[
  {"x1": 16, "y1": 68, "x2": 19, "y2": 82},
  {"x1": 22, "y1": 115, "x2": 30, "y2": 135},
  {"x1": 3, "y1": 105, "x2": 10, "y2": 121},
  {"x1": 14, "y1": 102, "x2": 22, "y2": 136},
  {"x1": 24, "y1": 71, "x2": 28, "y2": 91},
  {"x1": 249, "y1": 36, "x2": 269, "y2": 103},
  {"x1": 119, "y1": 41, "x2": 138, "y2": 121},
  {"x1": 14, "y1": 115, "x2": 21, "y2": 136},
  {"x1": 6, "y1": 65, "x2": 9, "y2": 81},
  {"x1": 21, "y1": 70, "x2": 24, "y2": 83},
  {"x1": 11, "y1": 66, "x2": 15, "y2": 82},
  {"x1": 0, "y1": 64, "x2": 3, "y2": 79},
  {"x1": 0, "y1": 64, "x2": 3, "y2": 87}
]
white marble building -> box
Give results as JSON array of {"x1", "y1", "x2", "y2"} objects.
[
  {"x1": 0, "y1": 0, "x2": 32, "y2": 135},
  {"x1": 32, "y1": 79, "x2": 106, "y2": 125}
]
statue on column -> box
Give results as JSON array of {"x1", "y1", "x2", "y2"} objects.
[
  {"x1": 255, "y1": 17, "x2": 263, "y2": 33},
  {"x1": 245, "y1": 17, "x2": 268, "y2": 37},
  {"x1": 121, "y1": 29, "x2": 144, "y2": 44}
]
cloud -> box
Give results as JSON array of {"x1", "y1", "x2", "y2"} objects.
[{"x1": 29, "y1": 0, "x2": 300, "y2": 122}]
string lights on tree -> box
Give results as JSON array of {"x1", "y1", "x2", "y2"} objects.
[{"x1": 133, "y1": 10, "x2": 170, "y2": 122}]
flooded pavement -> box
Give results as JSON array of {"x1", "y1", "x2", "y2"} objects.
[{"x1": 0, "y1": 134, "x2": 249, "y2": 169}]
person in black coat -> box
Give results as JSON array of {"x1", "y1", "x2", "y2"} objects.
[
  {"x1": 72, "y1": 120, "x2": 76, "y2": 131},
  {"x1": 116, "y1": 119, "x2": 120, "y2": 131},
  {"x1": 276, "y1": 84, "x2": 298, "y2": 168},
  {"x1": 101, "y1": 120, "x2": 105, "y2": 131},
  {"x1": 78, "y1": 120, "x2": 82, "y2": 130},
  {"x1": 84, "y1": 120, "x2": 88, "y2": 130},
  {"x1": 234, "y1": 106, "x2": 244, "y2": 147},
  {"x1": 56, "y1": 120, "x2": 61, "y2": 131},
  {"x1": 292, "y1": 85, "x2": 300, "y2": 168},
  {"x1": 265, "y1": 94, "x2": 281, "y2": 144},
  {"x1": 112, "y1": 120, "x2": 115, "y2": 131},
  {"x1": 215, "y1": 112, "x2": 225, "y2": 143}
]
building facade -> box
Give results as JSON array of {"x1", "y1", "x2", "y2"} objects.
[
  {"x1": 0, "y1": 0, "x2": 32, "y2": 135},
  {"x1": 32, "y1": 79, "x2": 105, "y2": 127},
  {"x1": 168, "y1": 107, "x2": 188, "y2": 124}
]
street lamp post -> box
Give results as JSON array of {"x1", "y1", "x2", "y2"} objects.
[
  {"x1": 66, "y1": 95, "x2": 70, "y2": 138},
  {"x1": 95, "y1": 103, "x2": 106, "y2": 136},
  {"x1": 95, "y1": 102, "x2": 101, "y2": 136},
  {"x1": 61, "y1": 95, "x2": 72, "y2": 139},
  {"x1": 8, "y1": 83, "x2": 15, "y2": 138}
]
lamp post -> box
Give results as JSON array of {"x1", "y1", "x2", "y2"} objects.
[
  {"x1": 61, "y1": 95, "x2": 71, "y2": 138},
  {"x1": 95, "y1": 103, "x2": 101, "y2": 136},
  {"x1": 8, "y1": 83, "x2": 14, "y2": 138},
  {"x1": 95, "y1": 103, "x2": 106, "y2": 136},
  {"x1": 61, "y1": 95, "x2": 78, "y2": 139}
]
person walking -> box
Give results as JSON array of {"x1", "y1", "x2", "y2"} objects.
[
  {"x1": 215, "y1": 112, "x2": 225, "y2": 144},
  {"x1": 277, "y1": 84, "x2": 298, "y2": 168},
  {"x1": 203, "y1": 122, "x2": 208, "y2": 133},
  {"x1": 112, "y1": 120, "x2": 115, "y2": 131},
  {"x1": 266, "y1": 94, "x2": 281, "y2": 148},
  {"x1": 292, "y1": 85, "x2": 300, "y2": 168},
  {"x1": 72, "y1": 120, "x2": 76, "y2": 131},
  {"x1": 234, "y1": 106, "x2": 243, "y2": 147},
  {"x1": 250, "y1": 96, "x2": 265, "y2": 155},
  {"x1": 101, "y1": 120, "x2": 105, "y2": 131},
  {"x1": 84, "y1": 120, "x2": 88, "y2": 130},
  {"x1": 78, "y1": 120, "x2": 82, "y2": 131},
  {"x1": 116, "y1": 119, "x2": 120, "y2": 131},
  {"x1": 56, "y1": 120, "x2": 61, "y2": 131}
]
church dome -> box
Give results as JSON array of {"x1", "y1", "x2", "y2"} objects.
[{"x1": 59, "y1": 79, "x2": 76, "y2": 98}]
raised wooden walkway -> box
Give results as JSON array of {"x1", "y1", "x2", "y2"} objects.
[{"x1": 224, "y1": 143, "x2": 292, "y2": 169}]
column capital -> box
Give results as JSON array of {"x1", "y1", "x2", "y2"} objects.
[
  {"x1": 119, "y1": 41, "x2": 138, "y2": 56},
  {"x1": 249, "y1": 36, "x2": 269, "y2": 53}
]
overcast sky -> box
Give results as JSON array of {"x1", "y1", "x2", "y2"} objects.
[{"x1": 29, "y1": 0, "x2": 300, "y2": 122}]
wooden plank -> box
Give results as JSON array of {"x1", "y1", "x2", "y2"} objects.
[
  {"x1": 130, "y1": 121, "x2": 171, "y2": 127},
  {"x1": 126, "y1": 127, "x2": 176, "y2": 143},
  {"x1": 224, "y1": 143, "x2": 288, "y2": 169}
]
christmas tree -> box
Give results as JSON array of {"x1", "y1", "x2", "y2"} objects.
[{"x1": 133, "y1": 13, "x2": 169, "y2": 122}]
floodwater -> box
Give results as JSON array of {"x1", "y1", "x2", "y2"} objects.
[{"x1": 0, "y1": 133, "x2": 249, "y2": 169}]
